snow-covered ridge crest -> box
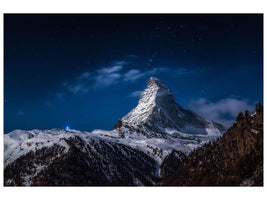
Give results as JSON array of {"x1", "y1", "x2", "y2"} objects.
[
  {"x1": 4, "y1": 126, "x2": 217, "y2": 170},
  {"x1": 4, "y1": 128, "x2": 113, "y2": 167},
  {"x1": 4, "y1": 129, "x2": 71, "y2": 167}
]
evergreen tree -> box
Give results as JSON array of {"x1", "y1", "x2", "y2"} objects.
[
  {"x1": 255, "y1": 102, "x2": 263, "y2": 113},
  {"x1": 236, "y1": 112, "x2": 244, "y2": 122},
  {"x1": 245, "y1": 110, "x2": 250, "y2": 119}
]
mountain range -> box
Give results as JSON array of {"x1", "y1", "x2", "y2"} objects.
[{"x1": 4, "y1": 77, "x2": 226, "y2": 186}]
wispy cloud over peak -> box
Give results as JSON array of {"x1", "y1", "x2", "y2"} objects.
[
  {"x1": 123, "y1": 69, "x2": 143, "y2": 82},
  {"x1": 97, "y1": 65, "x2": 123, "y2": 74},
  {"x1": 61, "y1": 57, "x2": 171, "y2": 96}
]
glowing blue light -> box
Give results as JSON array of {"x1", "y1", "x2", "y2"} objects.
[{"x1": 65, "y1": 126, "x2": 70, "y2": 130}]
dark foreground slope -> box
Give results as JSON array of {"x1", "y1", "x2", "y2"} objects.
[
  {"x1": 4, "y1": 136, "x2": 158, "y2": 186},
  {"x1": 161, "y1": 108, "x2": 263, "y2": 186}
]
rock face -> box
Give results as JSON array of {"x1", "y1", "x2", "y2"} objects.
[
  {"x1": 4, "y1": 77, "x2": 226, "y2": 186},
  {"x1": 113, "y1": 119, "x2": 122, "y2": 130}
]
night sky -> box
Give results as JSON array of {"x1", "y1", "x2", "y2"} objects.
[{"x1": 4, "y1": 14, "x2": 263, "y2": 133}]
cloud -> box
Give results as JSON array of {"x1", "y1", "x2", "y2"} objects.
[
  {"x1": 94, "y1": 72, "x2": 121, "y2": 89},
  {"x1": 128, "y1": 90, "x2": 143, "y2": 98},
  {"x1": 61, "y1": 56, "x2": 171, "y2": 96},
  {"x1": 62, "y1": 56, "x2": 170, "y2": 95},
  {"x1": 97, "y1": 65, "x2": 123, "y2": 74},
  {"x1": 63, "y1": 81, "x2": 89, "y2": 95},
  {"x1": 76, "y1": 72, "x2": 90, "y2": 81},
  {"x1": 123, "y1": 67, "x2": 168, "y2": 82},
  {"x1": 63, "y1": 64, "x2": 124, "y2": 95},
  {"x1": 188, "y1": 98, "x2": 255, "y2": 128},
  {"x1": 123, "y1": 69, "x2": 144, "y2": 82},
  {"x1": 93, "y1": 65, "x2": 123, "y2": 89}
]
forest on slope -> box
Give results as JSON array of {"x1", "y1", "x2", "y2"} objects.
[{"x1": 161, "y1": 103, "x2": 263, "y2": 186}]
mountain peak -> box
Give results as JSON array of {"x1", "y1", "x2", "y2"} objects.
[
  {"x1": 122, "y1": 77, "x2": 175, "y2": 126},
  {"x1": 147, "y1": 76, "x2": 161, "y2": 85},
  {"x1": 144, "y1": 77, "x2": 173, "y2": 102},
  {"x1": 147, "y1": 77, "x2": 169, "y2": 89},
  {"x1": 122, "y1": 77, "x2": 225, "y2": 135}
]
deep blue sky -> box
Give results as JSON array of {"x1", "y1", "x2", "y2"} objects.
[{"x1": 4, "y1": 14, "x2": 263, "y2": 133}]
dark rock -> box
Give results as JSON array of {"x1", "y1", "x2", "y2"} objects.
[{"x1": 113, "y1": 119, "x2": 122, "y2": 130}]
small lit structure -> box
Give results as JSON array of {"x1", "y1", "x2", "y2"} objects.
[{"x1": 65, "y1": 126, "x2": 70, "y2": 131}]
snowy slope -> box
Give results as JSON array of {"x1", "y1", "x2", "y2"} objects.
[
  {"x1": 4, "y1": 129, "x2": 158, "y2": 186},
  {"x1": 4, "y1": 126, "x2": 210, "y2": 168},
  {"x1": 4, "y1": 125, "x2": 221, "y2": 185},
  {"x1": 4, "y1": 129, "x2": 70, "y2": 167}
]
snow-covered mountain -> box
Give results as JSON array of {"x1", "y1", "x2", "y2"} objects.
[
  {"x1": 122, "y1": 77, "x2": 225, "y2": 135},
  {"x1": 4, "y1": 77, "x2": 226, "y2": 186}
]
